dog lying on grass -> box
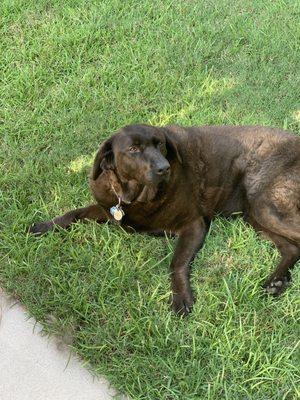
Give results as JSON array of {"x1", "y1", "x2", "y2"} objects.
[{"x1": 29, "y1": 124, "x2": 300, "y2": 316}]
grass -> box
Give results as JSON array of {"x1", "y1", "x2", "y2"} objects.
[{"x1": 0, "y1": 0, "x2": 300, "y2": 398}]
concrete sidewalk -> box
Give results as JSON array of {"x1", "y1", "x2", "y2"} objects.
[{"x1": 0, "y1": 290, "x2": 117, "y2": 400}]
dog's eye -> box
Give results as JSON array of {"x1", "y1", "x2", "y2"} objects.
[
  {"x1": 128, "y1": 145, "x2": 140, "y2": 153},
  {"x1": 154, "y1": 140, "x2": 163, "y2": 147}
]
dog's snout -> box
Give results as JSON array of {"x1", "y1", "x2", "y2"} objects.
[{"x1": 155, "y1": 163, "x2": 170, "y2": 175}]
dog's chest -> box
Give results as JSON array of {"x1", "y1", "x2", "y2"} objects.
[{"x1": 121, "y1": 197, "x2": 192, "y2": 232}]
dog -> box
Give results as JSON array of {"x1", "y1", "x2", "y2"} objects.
[{"x1": 29, "y1": 124, "x2": 300, "y2": 316}]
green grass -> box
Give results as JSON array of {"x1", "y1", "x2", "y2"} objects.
[{"x1": 0, "y1": 0, "x2": 300, "y2": 398}]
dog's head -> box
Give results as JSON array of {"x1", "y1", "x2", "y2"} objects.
[{"x1": 92, "y1": 125, "x2": 182, "y2": 188}]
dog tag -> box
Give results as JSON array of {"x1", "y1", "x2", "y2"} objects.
[{"x1": 110, "y1": 205, "x2": 124, "y2": 221}]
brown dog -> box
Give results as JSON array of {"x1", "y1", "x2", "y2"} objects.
[{"x1": 30, "y1": 125, "x2": 300, "y2": 315}]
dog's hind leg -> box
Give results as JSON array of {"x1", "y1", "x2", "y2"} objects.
[
  {"x1": 248, "y1": 205, "x2": 300, "y2": 295},
  {"x1": 262, "y1": 236, "x2": 300, "y2": 295},
  {"x1": 29, "y1": 204, "x2": 109, "y2": 236}
]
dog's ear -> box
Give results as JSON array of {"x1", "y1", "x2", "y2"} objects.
[
  {"x1": 164, "y1": 129, "x2": 182, "y2": 164},
  {"x1": 92, "y1": 137, "x2": 115, "y2": 180}
]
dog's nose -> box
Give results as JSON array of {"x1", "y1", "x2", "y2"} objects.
[{"x1": 156, "y1": 164, "x2": 170, "y2": 175}]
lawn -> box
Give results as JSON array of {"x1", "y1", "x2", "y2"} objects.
[{"x1": 0, "y1": 0, "x2": 299, "y2": 398}]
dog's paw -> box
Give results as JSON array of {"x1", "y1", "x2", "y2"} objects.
[
  {"x1": 263, "y1": 276, "x2": 289, "y2": 296},
  {"x1": 171, "y1": 292, "x2": 194, "y2": 317},
  {"x1": 28, "y1": 221, "x2": 53, "y2": 236}
]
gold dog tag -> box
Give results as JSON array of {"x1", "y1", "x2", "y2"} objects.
[{"x1": 110, "y1": 205, "x2": 125, "y2": 221}]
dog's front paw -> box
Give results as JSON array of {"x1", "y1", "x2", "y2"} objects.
[
  {"x1": 263, "y1": 276, "x2": 289, "y2": 296},
  {"x1": 28, "y1": 221, "x2": 53, "y2": 236},
  {"x1": 171, "y1": 291, "x2": 194, "y2": 317}
]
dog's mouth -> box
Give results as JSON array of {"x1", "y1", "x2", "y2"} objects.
[
  {"x1": 132, "y1": 171, "x2": 170, "y2": 202},
  {"x1": 145, "y1": 170, "x2": 171, "y2": 186}
]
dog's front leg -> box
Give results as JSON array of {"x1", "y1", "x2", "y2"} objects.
[
  {"x1": 170, "y1": 218, "x2": 208, "y2": 316},
  {"x1": 29, "y1": 204, "x2": 109, "y2": 236}
]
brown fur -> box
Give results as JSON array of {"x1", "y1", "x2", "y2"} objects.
[{"x1": 29, "y1": 125, "x2": 300, "y2": 316}]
